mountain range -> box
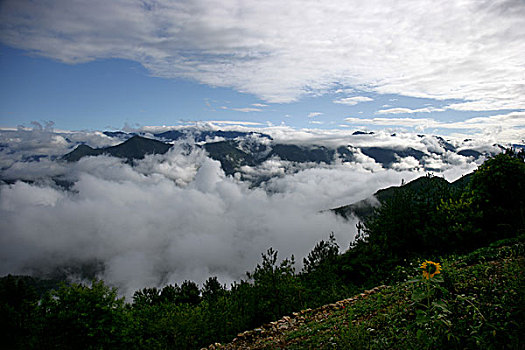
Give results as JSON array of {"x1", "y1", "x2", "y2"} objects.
[
  {"x1": 62, "y1": 135, "x2": 172, "y2": 162},
  {"x1": 62, "y1": 129, "x2": 499, "y2": 177}
]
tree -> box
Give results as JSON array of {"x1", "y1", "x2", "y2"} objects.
[
  {"x1": 160, "y1": 284, "x2": 179, "y2": 304},
  {"x1": 469, "y1": 152, "x2": 525, "y2": 239},
  {"x1": 302, "y1": 232, "x2": 339, "y2": 274},
  {"x1": 300, "y1": 233, "x2": 348, "y2": 306},
  {"x1": 132, "y1": 287, "x2": 161, "y2": 307},
  {"x1": 247, "y1": 248, "x2": 301, "y2": 324},
  {"x1": 39, "y1": 280, "x2": 128, "y2": 349},
  {"x1": 133, "y1": 281, "x2": 201, "y2": 307},
  {"x1": 0, "y1": 275, "x2": 39, "y2": 349},
  {"x1": 201, "y1": 276, "x2": 225, "y2": 301},
  {"x1": 177, "y1": 280, "x2": 201, "y2": 305},
  {"x1": 434, "y1": 195, "x2": 482, "y2": 251}
]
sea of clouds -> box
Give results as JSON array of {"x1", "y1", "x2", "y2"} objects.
[{"x1": 0, "y1": 124, "x2": 489, "y2": 297}]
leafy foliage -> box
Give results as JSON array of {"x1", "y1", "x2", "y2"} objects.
[
  {"x1": 470, "y1": 152, "x2": 525, "y2": 239},
  {"x1": 39, "y1": 280, "x2": 128, "y2": 350},
  {"x1": 300, "y1": 233, "x2": 352, "y2": 307},
  {"x1": 246, "y1": 248, "x2": 301, "y2": 324}
]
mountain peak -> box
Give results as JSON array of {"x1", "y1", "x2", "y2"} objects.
[
  {"x1": 62, "y1": 136, "x2": 172, "y2": 162},
  {"x1": 61, "y1": 144, "x2": 99, "y2": 162}
]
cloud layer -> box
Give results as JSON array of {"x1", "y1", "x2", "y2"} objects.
[
  {"x1": 0, "y1": 126, "x2": 486, "y2": 297},
  {"x1": 2, "y1": 147, "x2": 417, "y2": 297},
  {"x1": 0, "y1": 150, "x2": 350, "y2": 295},
  {"x1": 1, "y1": 0, "x2": 524, "y2": 109}
]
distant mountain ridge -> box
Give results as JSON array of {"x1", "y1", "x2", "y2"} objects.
[
  {"x1": 62, "y1": 135, "x2": 172, "y2": 162},
  {"x1": 61, "y1": 130, "x2": 502, "y2": 178},
  {"x1": 102, "y1": 129, "x2": 273, "y2": 142}
]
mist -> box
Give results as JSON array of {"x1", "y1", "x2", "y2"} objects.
[{"x1": 0, "y1": 127, "x2": 482, "y2": 297}]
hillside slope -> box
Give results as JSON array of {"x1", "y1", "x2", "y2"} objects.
[
  {"x1": 205, "y1": 241, "x2": 524, "y2": 349},
  {"x1": 332, "y1": 174, "x2": 471, "y2": 221}
]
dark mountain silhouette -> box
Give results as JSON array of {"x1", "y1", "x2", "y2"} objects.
[
  {"x1": 62, "y1": 136, "x2": 172, "y2": 162},
  {"x1": 435, "y1": 136, "x2": 456, "y2": 152},
  {"x1": 458, "y1": 149, "x2": 482, "y2": 158},
  {"x1": 203, "y1": 141, "x2": 256, "y2": 175},
  {"x1": 269, "y1": 144, "x2": 335, "y2": 163},
  {"x1": 154, "y1": 130, "x2": 185, "y2": 141},
  {"x1": 360, "y1": 147, "x2": 425, "y2": 167},
  {"x1": 202, "y1": 142, "x2": 337, "y2": 175},
  {"x1": 102, "y1": 131, "x2": 136, "y2": 139},
  {"x1": 154, "y1": 129, "x2": 272, "y2": 142},
  {"x1": 101, "y1": 129, "x2": 273, "y2": 143},
  {"x1": 61, "y1": 144, "x2": 101, "y2": 162}
]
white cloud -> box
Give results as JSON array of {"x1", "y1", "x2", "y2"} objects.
[
  {"x1": 202, "y1": 120, "x2": 264, "y2": 126},
  {"x1": 230, "y1": 107, "x2": 262, "y2": 113},
  {"x1": 445, "y1": 97, "x2": 525, "y2": 112},
  {"x1": 308, "y1": 112, "x2": 323, "y2": 118},
  {"x1": 344, "y1": 111, "x2": 525, "y2": 143},
  {"x1": 220, "y1": 106, "x2": 262, "y2": 113},
  {"x1": 345, "y1": 116, "x2": 437, "y2": 127},
  {"x1": 377, "y1": 107, "x2": 445, "y2": 114},
  {"x1": 391, "y1": 156, "x2": 421, "y2": 171},
  {"x1": 333, "y1": 96, "x2": 374, "y2": 106},
  {"x1": 0, "y1": 126, "x2": 119, "y2": 171},
  {"x1": 2, "y1": 0, "x2": 523, "y2": 109},
  {"x1": 334, "y1": 88, "x2": 356, "y2": 95}
]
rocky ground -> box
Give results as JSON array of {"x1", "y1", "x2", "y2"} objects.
[{"x1": 202, "y1": 285, "x2": 388, "y2": 350}]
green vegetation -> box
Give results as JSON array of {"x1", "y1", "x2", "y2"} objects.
[
  {"x1": 280, "y1": 241, "x2": 524, "y2": 349},
  {"x1": 1, "y1": 151, "x2": 524, "y2": 349}
]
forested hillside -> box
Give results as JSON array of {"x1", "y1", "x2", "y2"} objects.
[{"x1": 1, "y1": 151, "x2": 524, "y2": 349}]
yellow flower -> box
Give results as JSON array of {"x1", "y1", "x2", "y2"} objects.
[{"x1": 420, "y1": 260, "x2": 441, "y2": 279}]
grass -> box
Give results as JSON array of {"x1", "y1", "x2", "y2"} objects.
[{"x1": 256, "y1": 241, "x2": 524, "y2": 350}]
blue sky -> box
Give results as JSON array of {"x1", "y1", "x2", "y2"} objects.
[{"x1": 0, "y1": 0, "x2": 524, "y2": 142}]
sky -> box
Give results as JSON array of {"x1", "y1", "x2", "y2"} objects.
[{"x1": 0, "y1": 0, "x2": 524, "y2": 142}]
